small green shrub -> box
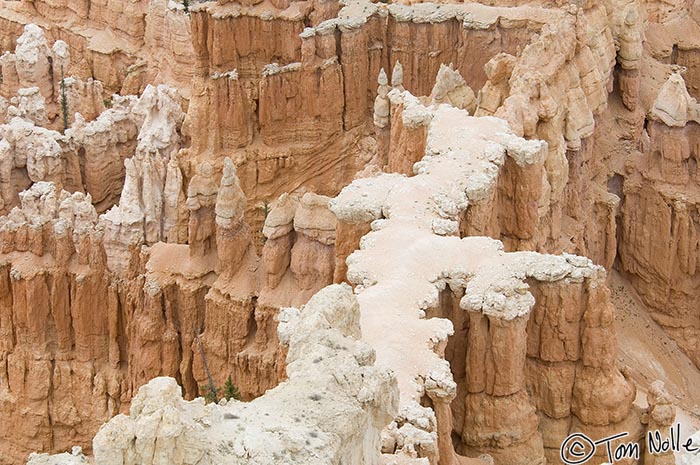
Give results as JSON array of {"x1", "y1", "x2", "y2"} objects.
[
  {"x1": 223, "y1": 375, "x2": 241, "y2": 401},
  {"x1": 200, "y1": 375, "x2": 241, "y2": 404},
  {"x1": 200, "y1": 384, "x2": 219, "y2": 404},
  {"x1": 60, "y1": 66, "x2": 69, "y2": 133}
]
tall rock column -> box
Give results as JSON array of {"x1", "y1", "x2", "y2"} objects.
[
  {"x1": 374, "y1": 69, "x2": 391, "y2": 166},
  {"x1": 525, "y1": 273, "x2": 637, "y2": 463},
  {"x1": 215, "y1": 158, "x2": 252, "y2": 278},
  {"x1": 11, "y1": 25, "x2": 54, "y2": 111},
  {"x1": 290, "y1": 193, "x2": 337, "y2": 291},
  {"x1": 333, "y1": 219, "x2": 372, "y2": 284},
  {"x1": 461, "y1": 311, "x2": 545, "y2": 465},
  {"x1": 495, "y1": 138, "x2": 548, "y2": 251},
  {"x1": 186, "y1": 161, "x2": 218, "y2": 257},
  {"x1": 261, "y1": 193, "x2": 298, "y2": 289},
  {"x1": 614, "y1": 2, "x2": 644, "y2": 111},
  {"x1": 386, "y1": 90, "x2": 432, "y2": 176},
  {"x1": 163, "y1": 152, "x2": 187, "y2": 243},
  {"x1": 569, "y1": 276, "x2": 638, "y2": 464},
  {"x1": 643, "y1": 381, "x2": 676, "y2": 465},
  {"x1": 425, "y1": 361, "x2": 485, "y2": 465}
]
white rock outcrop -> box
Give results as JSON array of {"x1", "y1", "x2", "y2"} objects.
[
  {"x1": 650, "y1": 71, "x2": 700, "y2": 127},
  {"x1": 27, "y1": 447, "x2": 89, "y2": 465},
  {"x1": 330, "y1": 99, "x2": 633, "y2": 463},
  {"x1": 98, "y1": 85, "x2": 185, "y2": 270},
  {"x1": 0, "y1": 117, "x2": 66, "y2": 212},
  {"x1": 430, "y1": 64, "x2": 476, "y2": 114},
  {"x1": 84, "y1": 284, "x2": 398, "y2": 465},
  {"x1": 1, "y1": 24, "x2": 107, "y2": 128}
]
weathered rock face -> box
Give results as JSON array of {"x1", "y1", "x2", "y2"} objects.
[
  {"x1": 290, "y1": 192, "x2": 337, "y2": 290},
  {"x1": 99, "y1": 84, "x2": 186, "y2": 269},
  {"x1": 19, "y1": 282, "x2": 396, "y2": 465},
  {"x1": 0, "y1": 0, "x2": 196, "y2": 95},
  {"x1": 0, "y1": 117, "x2": 70, "y2": 211},
  {"x1": 0, "y1": 27, "x2": 188, "y2": 220},
  {"x1": 0, "y1": 178, "x2": 315, "y2": 464},
  {"x1": 0, "y1": 85, "x2": 344, "y2": 465},
  {"x1": 94, "y1": 285, "x2": 397, "y2": 465},
  {"x1": 3, "y1": 0, "x2": 700, "y2": 464},
  {"x1": 607, "y1": 71, "x2": 700, "y2": 370},
  {"x1": 385, "y1": 89, "x2": 432, "y2": 175},
  {"x1": 181, "y1": 4, "x2": 366, "y2": 226},
  {"x1": 180, "y1": 0, "x2": 578, "y2": 228},
  {"x1": 1, "y1": 24, "x2": 54, "y2": 105},
  {"x1": 430, "y1": 63, "x2": 477, "y2": 113},
  {"x1": 0, "y1": 25, "x2": 106, "y2": 130},
  {"x1": 0, "y1": 26, "x2": 122, "y2": 214},
  {"x1": 0, "y1": 182, "x2": 119, "y2": 465}
]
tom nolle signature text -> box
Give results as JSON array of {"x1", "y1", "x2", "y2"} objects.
[{"x1": 560, "y1": 423, "x2": 698, "y2": 464}]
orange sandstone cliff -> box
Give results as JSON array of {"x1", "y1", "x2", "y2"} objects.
[{"x1": 0, "y1": 0, "x2": 699, "y2": 464}]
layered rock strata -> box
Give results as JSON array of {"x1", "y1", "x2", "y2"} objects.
[{"x1": 180, "y1": 0, "x2": 572, "y2": 223}]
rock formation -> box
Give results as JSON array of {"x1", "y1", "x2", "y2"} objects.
[
  {"x1": 374, "y1": 69, "x2": 391, "y2": 130},
  {"x1": 186, "y1": 161, "x2": 218, "y2": 257},
  {"x1": 650, "y1": 71, "x2": 700, "y2": 127},
  {"x1": 0, "y1": 182, "x2": 114, "y2": 465},
  {"x1": 93, "y1": 285, "x2": 397, "y2": 465},
  {"x1": 331, "y1": 103, "x2": 640, "y2": 465},
  {"x1": 0, "y1": 0, "x2": 699, "y2": 464},
  {"x1": 262, "y1": 193, "x2": 299, "y2": 289},
  {"x1": 99, "y1": 84, "x2": 185, "y2": 268},
  {"x1": 430, "y1": 64, "x2": 477, "y2": 114},
  {"x1": 27, "y1": 448, "x2": 88, "y2": 465},
  {"x1": 0, "y1": 27, "x2": 185, "y2": 219},
  {"x1": 290, "y1": 192, "x2": 337, "y2": 290},
  {"x1": 0, "y1": 117, "x2": 68, "y2": 210},
  {"x1": 0, "y1": 25, "x2": 105, "y2": 130},
  {"x1": 215, "y1": 157, "x2": 252, "y2": 277},
  {"x1": 643, "y1": 381, "x2": 677, "y2": 465},
  {"x1": 0, "y1": 0, "x2": 195, "y2": 95},
  {"x1": 617, "y1": 70, "x2": 700, "y2": 369}
]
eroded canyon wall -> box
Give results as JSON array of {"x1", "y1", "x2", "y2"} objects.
[
  {"x1": 1, "y1": 0, "x2": 700, "y2": 463},
  {"x1": 0, "y1": 148, "x2": 339, "y2": 463},
  {"x1": 0, "y1": 0, "x2": 195, "y2": 95},
  {"x1": 617, "y1": 72, "x2": 700, "y2": 368}
]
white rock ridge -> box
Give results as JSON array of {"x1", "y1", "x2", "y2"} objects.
[
  {"x1": 73, "y1": 284, "x2": 399, "y2": 465},
  {"x1": 330, "y1": 101, "x2": 614, "y2": 460}
]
